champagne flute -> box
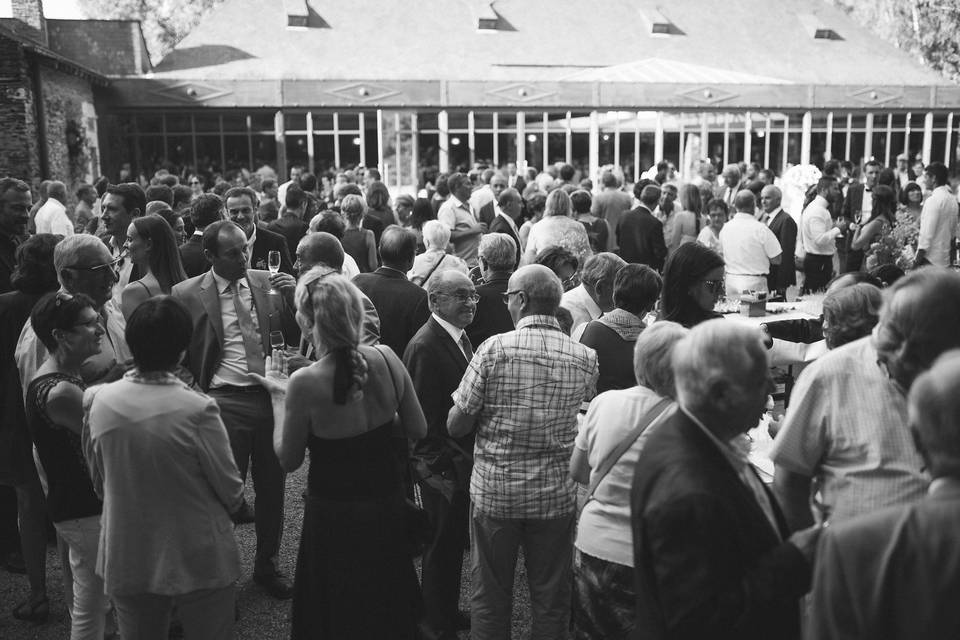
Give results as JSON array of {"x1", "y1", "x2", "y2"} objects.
[
  {"x1": 267, "y1": 250, "x2": 281, "y2": 293},
  {"x1": 269, "y1": 330, "x2": 285, "y2": 351}
]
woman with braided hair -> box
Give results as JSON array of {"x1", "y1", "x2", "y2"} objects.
[{"x1": 251, "y1": 269, "x2": 427, "y2": 639}]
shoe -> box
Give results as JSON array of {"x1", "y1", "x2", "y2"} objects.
[
  {"x1": 253, "y1": 572, "x2": 294, "y2": 600},
  {"x1": 12, "y1": 595, "x2": 49, "y2": 623},
  {"x1": 454, "y1": 610, "x2": 471, "y2": 630}
]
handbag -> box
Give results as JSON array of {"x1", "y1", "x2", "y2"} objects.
[
  {"x1": 376, "y1": 345, "x2": 434, "y2": 556},
  {"x1": 579, "y1": 398, "x2": 674, "y2": 514}
]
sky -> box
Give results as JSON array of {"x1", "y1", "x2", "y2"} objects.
[{"x1": 0, "y1": 0, "x2": 85, "y2": 19}]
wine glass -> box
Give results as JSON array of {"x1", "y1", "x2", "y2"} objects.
[
  {"x1": 267, "y1": 250, "x2": 281, "y2": 292},
  {"x1": 269, "y1": 330, "x2": 285, "y2": 351}
]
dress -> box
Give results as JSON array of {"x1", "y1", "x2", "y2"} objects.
[
  {"x1": 291, "y1": 422, "x2": 421, "y2": 639},
  {"x1": 342, "y1": 228, "x2": 376, "y2": 273}
]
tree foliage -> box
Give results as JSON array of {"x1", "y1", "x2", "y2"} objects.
[
  {"x1": 78, "y1": 0, "x2": 227, "y2": 64},
  {"x1": 829, "y1": 0, "x2": 960, "y2": 82}
]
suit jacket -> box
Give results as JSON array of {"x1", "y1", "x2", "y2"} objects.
[
  {"x1": 402, "y1": 316, "x2": 474, "y2": 466},
  {"x1": 631, "y1": 409, "x2": 808, "y2": 640},
  {"x1": 179, "y1": 234, "x2": 208, "y2": 279},
  {"x1": 766, "y1": 209, "x2": 798, "y2": 291},
  {"x1": 0, "y1": 234, "x2": 17, "y2": 294},
  {"x1": 466, "y1": 272, "x2": 513, "y2": 349},
  {"x1": 487, "y1": 215, "x2": 522, "y2": 268},
  {"x1": 806, "y1": 484, "x2": 960, "y2": 640},
  {"x1": 171, "y1": 269, "x2": 300, "y2": 392},
  {"x1": 616, "y1": 206, "x2": 668, "y2": 270},
  {"x1": 250, "y1": 227, "x2": 295, "y2": 275},
  {"x1": 478, "y1": 201, "x2": 497, "y2": 229},
  {"x1": 840, "y1": 183, "x2": 865, "y2": 222},
  {"x1": 352, "y1": 267, "x2": 430, "y2": 358}
]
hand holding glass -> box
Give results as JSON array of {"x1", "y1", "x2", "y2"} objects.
[{"x1": 268, "y1": 251, "x2": 281, "y2": 292}]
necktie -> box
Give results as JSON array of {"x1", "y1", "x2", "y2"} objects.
[
  {"x1": 458, "y1": 332, "x2": 474, "y2": 361},
  {"x1": 231, "y1": 281, "x2": 265, "y2": 375}
]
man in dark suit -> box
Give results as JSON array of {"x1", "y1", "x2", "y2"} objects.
[
  {"x1": 171, "y1": 220, "x2": 299, "y2": 600},
  {"x1": 353, "y1": 225, "x2": 430, "y2": 358},
  {"x1": 223, "y1": 186, "x2": 295, "y2": 275},
  {"x1": 0, "y1": 178, "x2": 31, "y2": 294},
  {"x1": 631, "y1": 320, "x2": 820, "y2": 639},
  {"x1": 476, "y1": 173, "x2": 509, "y2": 229},
  {"x1": 616, "y1": 183, "x2": 668, "y2": 270},
  {"x1": 403, "y1": 270, "x2": 477, "y2": 640},
  {"x1": 486, "y1": 188, "x2": 523, "y2": 269},
  {"x1": 839, "y1": 160, "x2": 880, "y2": 273},
  {"x1": 760, "y1": 185, "x2": 798, "y2": 296},
  {"x1": 179, "y1": 193, "x2": 224, "y2": 278},
  {"x1": 467, "y1": 233, "x2": 515, "y2": 349},
  {"x1": 806, "y1": 350, "x2": 960, "y2": 639}
]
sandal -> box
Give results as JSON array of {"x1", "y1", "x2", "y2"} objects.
[{"x1": 12, "y1": 595, "x2": 49, "y2": 623}]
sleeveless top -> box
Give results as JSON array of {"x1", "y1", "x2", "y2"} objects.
[
  {"x1": 25, "y1": 372, "x2": 102, "y2": 522},
  {"x1": 306, "y1": 421, "x2": 401, "y2": 502}
]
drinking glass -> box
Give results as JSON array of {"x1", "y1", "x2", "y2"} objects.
[
  {"x1": 269, "y1": 330, "x2": 285, "y2": 351},
  {"x1": 267, "y1": 250, "x2": 281, "y2": 292}
]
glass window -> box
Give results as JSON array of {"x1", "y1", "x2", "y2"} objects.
[
  {"x1": 222, "y1": 114, "x2": 247, "y2": 133},
  {"x1": 166, "y1": 113, "x2": 191, "y2": 133},
  {"x1": 447, "y1": 111, "x2": 469, "y2": 131},
  {"x1": 285, "y1": 113, "x2": 307, "y2": 132},
  {"x1": 252, "y1": 135, "x2": 277, "y2": 173},
  {"x1": 497, "y1": 133, "x2": 518, "y2": 166},
  {"x1": 136, "y1": 114, "x2": 163, "y2": 135},
  {"x1": 312, "y1": 112, "x2": 334, "y2": 131},
  {"x1": 137, "y1": 136, "x2": 164, "y2": 175},
  {"x1": 224, "y1": 135, "x2": 250, "y2": 171},
  {"x1": 449, "y1": 136, "x2": 470, "y2": 172},
  {"x1": 475, "y1": 133, "x2": 495, "y2": 167},
  {"x1": 473, "y1": 112, "x2": 494, "y2": 130},
  {"x1": 548, "y1": 132, "x2": 567, "y2": 165},
  {"x1": 195, "y1": 135, "x2": 222, "y2": 174},
  {"x1": 250, "y1": 112, "x2": 276, "y2": 133},
  {"x1": 338, "y1": 113, "x2": 360, "y2": 131},
  {"x1": 285, "y1": 135, "x2": 309, "y2": 168},
  {"x1": 338, "y1": 133, "x2": 361, "y2": 168},
  {"x1": 166, "y1": 135, "x2": 194, "y2": 170},
  {"x1": 418, "y1": 112, "x2": 439, "y2": 132},
  {"x1": 195, "y1": 114, "x2": 221, "y2": 133},
  {"x1": 498, "y1": 113, "x2": 517, "y2": 132},
  {"x1": 418, "y1": 133, "x2": 440, "y2": 171}
]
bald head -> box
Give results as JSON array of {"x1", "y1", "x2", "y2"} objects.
[
  {"x1": 427, "y1": 270, "x2": 476, "y2": 328},
  {"x1": 733, "y1": 190, "x2": 756, "y2": 214},
  {"x1": 508, "y1": 264, "x2": 563, "y2": 319},
  {"x1": 297, "y1": 232, "x2": 344, "y2": 274},
  {"x1": 759, "y1": 185, "x2": 782, "y2": 214}
]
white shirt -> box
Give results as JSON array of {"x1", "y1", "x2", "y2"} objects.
[
  {"x1": 431, "y1": 313, "x2": 471, "y2": 360},
  {"x1": 209, "y1": 271, "x2": 261, "y2": 388},
  {"x1": 34, "y1": 199, "x2": 74, "y2": 236},
  {"x1": 561, "y1": 283, "x2": 602, "y2": 334},
  {"x1": 718, "y1": 212, "x2": 781, "y2": 276},
  {"x1": 341, "y1": 253, "x2": 360, "y2": 279},
  {"x1": 437, "y1": 196, "x2": 481, "y2": 266},
  {"x1": 469, "y1": 184, "x2": 494, "y2": 216},
  {"x1": 799, "y1": 195, "x2": 842, "y2": 256},
  {"x1": 918, "y1": 185, "x2": 959, "y2": 267},
  {"x1": 860, "y1": 186, "x2": 874, "y2": 224}
]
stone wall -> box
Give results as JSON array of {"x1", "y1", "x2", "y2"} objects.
[{"x1": 0, "y1": 34, "x2": 41, "y2": 188}]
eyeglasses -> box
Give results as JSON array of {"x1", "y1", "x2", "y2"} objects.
[
  {"x1": 64, "y1": 250, "x2": 127, "y2": 276},
  {"x1": 501, "y1": 290, "x2": 522, "y2": 304},
  {"x1": 702, "y1": 279, "x2": 725, "y2": 293},
  {"x1": 438, "y1": 292, "x2": 480, "y2": 304},
  {"x1": 562, "y1": 273, "x2": 581, "y2": 291}
]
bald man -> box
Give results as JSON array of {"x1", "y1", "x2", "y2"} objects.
[
  {"x1": 718, "y1": 190, "x2": 782, "y2": 298},
  {"x1": 760, "y1": 185, "x2": 797, "y2": 296},
  {"x1": 449, "y1": 265, "x2": 598, "y2": 639},
  {"x1": 403, "y1": 271, "x2": 478, "y2": 639}
]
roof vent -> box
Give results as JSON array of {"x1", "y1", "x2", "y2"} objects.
[
  {"x1": 284, "y1": 0, "x2": 329, "y2": 30},
  {"x1": 467, "y1": 1, "x2": 514, "y2": 32},
  {"x1": 797, "y1": 13, "x2": 843, "y2": 40},
  {"x1": 638, "y1": 6, "x2": 684, "y2": 36}
]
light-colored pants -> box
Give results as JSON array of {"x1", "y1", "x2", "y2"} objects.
[
  {"x1": 113, "y1": 586, "x2": 236, "y2": 640},
  {"x1": 54, "y1": 516, "x2": 110, "y2": 640},
  {"x1": 725, "y1": 274, "x2": 768, "y2": 299},
  {"x1": 469, "y1": 504, "x2": 575, "y2": 640}
]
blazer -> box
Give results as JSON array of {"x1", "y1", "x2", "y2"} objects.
[
  {"x1": 477, "y1": 200, "x2": 497, "y2": 229},
  {"x1": 487, "y1": 215, "x2": 522, "y2": 268},
  {"x1": 766, "y1": 209, "x2": 798, "y2": 291},
  {"x1": 171, "y1": 269, "x2": 300, "y2": 392},
  {"x1": 840, "y1": 183, "x2": 866, "y2": 221},
  {"x1": 250, "y1": 227, "x2": 295, "y2": 275},
  {"x1": 616, "y1": 206, "x2": 668, "y2": 271},
  {"x1": 179, "y1": 234, "x2": 208, "y2": 279},
  {"x1": 806, "y1": 484, "x2": 960, "y2": 640},
  {"x1": 466, "y1": 272, "x2": 513, "y2": 349},
  {"x1": 631, "y1": 409, "x2": 808, "y2": 640},
  {"x1": 352, "y1": 267, "x2": 430, "y2": 358},
  {"x1": 402, "y1": 316, "x2": 473, "y2": 462}
]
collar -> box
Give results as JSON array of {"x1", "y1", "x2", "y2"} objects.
[
  {"x1": 495, "y1": 206, "x2": 519, "y2": 230},
  {"x1": 515, "y1": 314, "x2": 562, "y2": 331},
  {"x1": 432, "y1": 313, "x2": 467, "y2": 344},
  {"x1": 193, "y1": 229, "x2": 203, "y2": 237},
  {"x1": 597, "y1": 308, "x2": 645, "y2": 341},
  {"x1": 124, "y1": 368, "x2": 183, "y2": 385},
  {"x1": 680, "y1": 405, "x2": 750, "y2": 470},
  {"x1": 929, "y1": 477, "x2": 960, "y2": 497},
  {"x1": 733, "y1": 212, "x2": 756, "y2": 221},
  {"x1": 812, "y1": 195, "x2": 830, "y2": 209},
  {"x1": 450, "y1": 195, "x2": 469, "y2": 210},
  {"x1": 571, "y1": 283, "x2": 602, "y2": 317},
  {"x1": 766, "y1": 207, "x2": 783, "y2": 220},
  {"x1": 377, "y1": 265, "x2": 408, "y2": 279},
  {"x1": 246, "y1": 225, "x2": 258, "y2": 251},
  {"x1": 211, "y1": 269, "x2": 248, "y2": 295}
]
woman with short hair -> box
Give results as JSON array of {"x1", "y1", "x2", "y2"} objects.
[
  {"x1": 83, "y1": 296, "x2": 245, "y2": 640},
  {"x1": 407, "y1": 219, "x2": 469, "y2": 288},
  {"x1": 821, "y1": 282, "x2": 882, "y2": 349},
  {"x1": 522, "y1": 189, "x2": 593, "y2": 267},
  {"x1": 120, "y1": 214, "x2": 188, "y2": 320}
]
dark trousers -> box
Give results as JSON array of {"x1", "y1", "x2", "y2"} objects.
[
  {"x1": 803, "y1": 254, "x2": 834, "y2": 293},
  {"x1": 419, "y1": 483, "x2": 469, "y2": 639},
  {"x1": 209, "y1": 387, "x2": 284, "y2": 577}
]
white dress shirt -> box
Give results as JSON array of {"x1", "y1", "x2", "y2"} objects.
[
  {"x1": 561, "y1": 283, "x2": 602, "y2": 334},
  {"x1": 209, "y1": 271, "x2": 261, "y2": 388},
  {"x1": 859, "y1": 187, "x2": 874, "y2": 224},
  {"x1": 799, "y1": 195, "x2": 842, "y2": 256},
  {"x1": 918, "y1": 185, "x2": 959, "y2": 267},
  {"x1": 718, "y1": 213, "x2": 782, "y2": 276},
  {"x1": 34, "y1": 199, "x2": 74, "y2": 236},
  {"x1": 432, "y1": 313, "x2": 471, "y2": 360}
]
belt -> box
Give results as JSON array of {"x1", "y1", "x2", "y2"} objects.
[{"x1": 208, "y1": 384, "x2": 266, "y2": 394}]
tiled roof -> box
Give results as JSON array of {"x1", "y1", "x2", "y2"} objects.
[{"x1": 150, "y1": 0, "x2": 949, "y2": 86}]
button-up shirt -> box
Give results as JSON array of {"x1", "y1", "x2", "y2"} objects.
[
  {"x1": 452, "y1": 314, "x2": 598, "y2": 519},
  {"x1": 437, "y1": 195, "x2": 481, "y2": 267},
  {"x1": 799, "y1": 195, "x2": 842, "y2": 256},
  {"x1": 209, "y1": 271, "x2": 261, "y2": 388},
  {"x1": 918, "y1": 185, "x2": 959, "y2": 267},
  {"x1": 34, "y1": 199, "x2": 74, "y2": 237},
  {"x1": 432, "y1": 312, "x2": 471, "y2": 360},
  {"x1": 719, "y1": 212, "x2": 782, "y2": 276}
]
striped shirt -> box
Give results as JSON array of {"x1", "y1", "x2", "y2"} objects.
[
  {"x1": 769, "y1": 336, "x2": 929, "y2": 524},
  {"x1": 453, "y1": 314, "x2": 598, "y2": 519}
]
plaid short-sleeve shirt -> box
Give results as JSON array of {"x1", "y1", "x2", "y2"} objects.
[{"x1": 453, "y1": 314, "x2": 598, "y2": 519}]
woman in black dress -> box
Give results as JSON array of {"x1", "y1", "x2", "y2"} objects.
[{"x1": 252, "y1": 273, "x2": 427, "y2": 639}]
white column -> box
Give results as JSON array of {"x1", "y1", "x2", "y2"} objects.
[
  {"x1": 274, "y1": 110, "x2": 287, "y2": 179},
  {"x1": 614, "y1": 113, "x2": 622, "y2": 171},
  {"x1": 722, "y1": 113, "x2": 730, "y2": 167},
  {"x1": 700, "y1": 113, "x2": 709, "y2": 161},
  {"x1": 634, "y1": 113, "x2": 641, "y2": 183},
  {"x1": 946, "y1": 113, "x2": 954, "y2": 165},
  {"x1": 781, "y1": 115, "x2": 789, "y2": 173},
  {"x1": 394, "y1": 112, "x2": 402, "y2": 191},
  {"x1": 468, "y1": 111, "x2": 476, "y2": 168},
  {"x1": 764, "y1": 116, "x2": 771, "y2": 170},
  {"x1": 588, "y1": 111, "x2": 599, "y2": 185},
  {"x1": 516, "y1": 111, "x2": 526, "y2": 171},
  {"x1": 654, "y1": 111, "x2": 664, "y2": 163},
  {"x1": 884, "y1": 113, "x2": 893, "y2": 167},
  {"x1": 306, "y1": 111, "x2": 315, "y2": 174},
  {"x1": 358, "y1": 112, "x2": 367, "y2": 166},
  {"x1": 492, "y1": 112, "x2": 499, "y2": 167},
  {"x1": 844, "y1": 113, "x2": 852, "y2": 162},
  {"x1": 922, "y1": 111, "x2": 934, "y2": 165},
  {"x1": 410, "y1": 112, "x2": 419, "y2": 189},
  {"x1": 904, "y1": 112, "x2": 912, "y2": 156},
  {"x1": 825, "y1": 111, "x2": 834, "y2": 160},
  {"x1": 743, "y1": 111, "x2": 752, "y2": 164},
  {"x1": 678, "y1": 118, "x2": 686, "y2": 180},
  {"x1": 565, "y1": 111, "x2": 573, "y2": 164},
  {"x1": 438, "y1": 110, "x2": 449, "y2": 174},
  {"x1": 542, "y1": 112, "x2": 549, "y2": 170},
  {"x1": 332, "y1": 112, "x2": 341, "y2": 169},
  {"x1": 800, "y1": 111, "x2": 812, "y2": 165},
  {"x1": 376, "y1": 109, "x2": 384, "y2": 175},
  {"x1": 864, "y1": 113, "x2": 874, "y2": 161}
]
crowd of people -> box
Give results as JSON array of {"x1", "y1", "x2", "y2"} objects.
[{"x1": 0, "y1": 148, "x2": 959, "y2": 640}]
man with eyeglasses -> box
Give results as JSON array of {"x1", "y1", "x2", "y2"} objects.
[
  {"x1": 402, "y1": 270, "x2": 478, "y2": 640},
  {"x1": 771, "y1": 268, "x2": 960, "y2": 534},
  {"x1": 448, "y1": 264, "x2": 598, "y2": 639},
  {"x1": 15, "y1": 235, "x2": 131, "y2": 397},
  {"x1": 100, "y1": 183, "x2": 146, "y2": 308}
]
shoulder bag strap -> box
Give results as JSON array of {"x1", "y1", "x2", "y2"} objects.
[
  {"x1": 581, "y1": 397, "x2": 673, "y2": 509},
  {"x1": 419, "y1": 253, "x2": 446, "y2": 288}
]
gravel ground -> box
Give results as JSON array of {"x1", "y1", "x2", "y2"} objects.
[{"x1": 0, "y1": 463, "x2": 540, "y2": 639}]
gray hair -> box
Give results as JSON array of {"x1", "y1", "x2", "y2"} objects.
[
  {"x1": 909, "y1": 350, "x2": 960, "y2": 477},
  {"x1": 544, "y1": 189, "x2": 572, "y2": 217},
  {"x1": 422, "y1": 219, "x2": 451, "y2": 250},
  {"x1": 581, "y1": 252, "x2": 626, "y2": 288},
  {"x1": 634, "y1": 321, "x2": 689, "y2": 397},
  {"x1": 54, "y1": 235, "x2": 111, "y2": 285},
  {"x1": 672, "y1": 319, "x2": 768, "y2": 412},
  {"x1": 479, "y1": 233, "x2": 517, "y2": 272},
  {"x1": 340, "y1": 194, "x2": 366, "y2": 225},
  {"x1": 822, "y1": 283, "x2": 882, "y2": 349}
]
